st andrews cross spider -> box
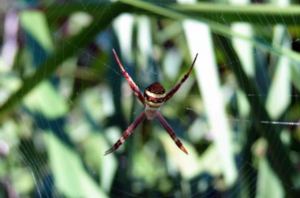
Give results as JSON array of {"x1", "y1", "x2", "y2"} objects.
[{"x1": 105, "y1": 49, "x2": 198, "y2": 155}]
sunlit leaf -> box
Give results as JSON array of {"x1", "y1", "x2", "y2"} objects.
[
  {"x1": 44, "y1": 132, "x2": 107, "y2": 197},
  {"x1": 266, "y1": 8, "x2": 291, "y2": 119},
  {"x1": 256, "y1": 158, "x2": 284, "y2": 198},
  {"x1": 0, "y1": 3, "x2": 124, "y2": 120},
  {"x1": 82, "y1": 133, "x2": 117, "y2": 192},
  {"x1": 266, "y1": 54, "x2": 291, "y2": 119},
  {"x1": 24, "y1": 82, "x2": 68, "y2": 118},
  {"x1": 158, "y1": 131, "x2": 199, "y2": 179},
  {"x1": 120, "y1": 0, "x2": 300, "y2": 63},
  {"x1": 20, "y1": 11, "x2": 53, "y2": 52},
  {"x1": 178, "y1": 0, "x2": 237, "y2": 185}
]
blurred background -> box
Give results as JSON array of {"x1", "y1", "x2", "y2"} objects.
[{"x1": 0, "y1": 0, "x2": 300, "y2": 197}]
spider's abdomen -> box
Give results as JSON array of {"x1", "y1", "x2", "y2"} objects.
[{"x1": 144, "y1": 82, "x2": 166, "y2": 109}]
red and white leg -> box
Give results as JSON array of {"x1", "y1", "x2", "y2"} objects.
[
  {"x1": 156, "y1": 112, "x2": 188, "y2": 154},
  {"x1": 112, "y1": 49, "x2": 145, "y2": 104},
  {"x1": 105, "y1": 111, "x2": 146, "y2": 155},
  {"x1": 164, "y1": 53, "x2": 198, "y2": 102}
]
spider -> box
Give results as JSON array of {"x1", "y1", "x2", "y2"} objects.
[{"x1": 105, "y1": 49, "x2": 198, "y2": 155}]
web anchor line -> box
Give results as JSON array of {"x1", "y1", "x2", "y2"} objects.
[
  {"x1": 185, "y1": 108, "x2": 300, "y2": 126},
  {"x1": 230, "y1": 118, "x2": 300, "y2": 126},
  {"x1": 259, "y1": 120, "x2": 300, "y2": 126}
]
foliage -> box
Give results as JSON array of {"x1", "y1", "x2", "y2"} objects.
[{"x1": 0, "y1": 0, "x2": 300, "y2": 197}]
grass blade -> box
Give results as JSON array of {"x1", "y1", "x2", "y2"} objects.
[
  {"x1": 220, "y1": 36, "x2": 298, "y2": 196},
  {"x1": 181, "y1": 17, "x2": 237, "y2": 186},
  {"x1": 119, "y1": 0, "x2": 300, "y2": 64},
  {"x1": 46, "y1": 2, "x2": 300, "y2": 25},
  {"x1": 0, "y1": 3, "x2": 126, "y2": 121}
]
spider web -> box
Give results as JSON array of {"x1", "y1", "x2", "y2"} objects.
[{"x1": 0, "y1": 0, "x2": 299, "y2": 197}]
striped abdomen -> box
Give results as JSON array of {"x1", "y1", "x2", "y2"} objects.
[
  {"x1": 144, "y1": 82, "x2": 166, "y2": 108},
  {"x1": 144, "y1": 82, "x2": 166, "y2": 119}
]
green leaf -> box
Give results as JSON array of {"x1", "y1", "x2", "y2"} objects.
[
  {"x1": 132, "y1": 147, "x2": 165, "y2": 187},
  {"x1": 119, "y1": 0, "x2": 300, "y2": 63},
  {"x1": 20, "y1": 11, "x2": 53, "y2": 52},
  {"x1": 230, "y1": 7, "x2": 254, "y2": 77},
  {"x1": 172, "y1": 2, "x2": 300, "y2": 25},
  {"x1": 44, "y1": 132, "x2": 107, "y2": 197},
  {"x1": 47, "y1": 2, "x2": 300, "y2": 25},
  {"x1": 220, "y1": 36, "x2": 297, "y2": 196},
  {"x1": 256, "y1": 158, "x2": 284, "y2": 198},
  {"x1": 158, "y1": 132, "x2": 200, "y2": 179},
  {"x1": 266, "y1": 52, "x2": 291, "y2": 119},
  {"x1": 178, "y1": 0, "x2": 237, "y2": 184},
  {"x1": 24, "y1": 82, "x2": 68, "y2": 118},
  {"x1": 266, "y1": 22, "x2": 291, "y2": 119},
  {"x1": 80, "y1": 132, "x2": 117, "y2": 192},
  {"x1": 0, "y1": 3, "x2": 126, "y2": 121}
]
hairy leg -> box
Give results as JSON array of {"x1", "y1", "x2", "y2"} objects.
[
  {"x1": 164, "y1": 53, "x2": 198, "y2": 102},
  {"x1": 156, "y1": 112, "x2": 188, "y2": 154},
  {"x1": 105, "y1": 111, "x2": 146, "y2": 155},
  {"x1": 112, "y1": 49, "x2": 145, "y2": 104}
]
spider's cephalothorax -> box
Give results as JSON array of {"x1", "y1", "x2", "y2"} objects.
[{"x1": 104, "y1": 49, "x2": 198, "y2": 155}]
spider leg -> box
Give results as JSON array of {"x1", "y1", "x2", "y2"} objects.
[
  {"x1": 156, "y1": 112, "x2": 188, "y2": 154},
  {"x1": 104, "y1": 111, "x2": 146, "y2": 155},
  {"x1": 164, "y1": 53, "x2": 198, "y2": 102},
  {"x1": 112, "y1": 49, "x2": 145, "y2": 104}
]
